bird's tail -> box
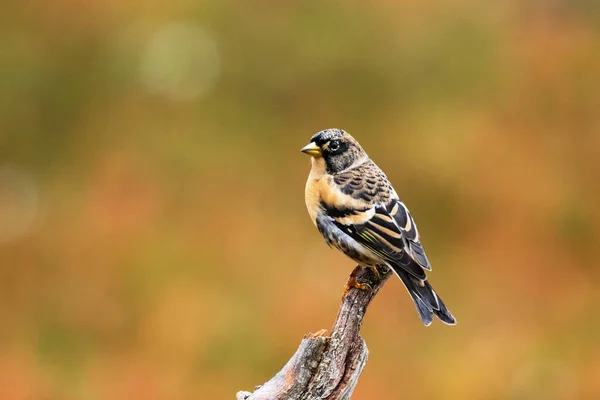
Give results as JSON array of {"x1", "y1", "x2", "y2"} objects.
[{"x1": 393, "y1": 267, "x2": 456, "y2": 326}]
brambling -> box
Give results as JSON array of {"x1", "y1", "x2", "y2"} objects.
[{"x1": 301, "y1": 129, "x2": 456, "y2": 326}]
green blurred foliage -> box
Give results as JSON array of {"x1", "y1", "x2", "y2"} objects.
[{"x1": 1, "y1": 0, "x2": 599, "y2": 399}]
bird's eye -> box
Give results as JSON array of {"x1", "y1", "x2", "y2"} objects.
[{"x1": 329, "y1": 140, "x2": 340, "y2": 152}]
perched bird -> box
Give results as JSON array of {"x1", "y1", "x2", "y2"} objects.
[{"x1": 301, "y1": 128, "x2": 456, "y2": 326}]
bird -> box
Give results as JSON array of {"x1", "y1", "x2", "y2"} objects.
[{"x1": 301, "y1": 128, "x2": 456, "y2": 326}]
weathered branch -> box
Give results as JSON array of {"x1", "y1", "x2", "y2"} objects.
[{"x1": 237, "y1": 265, "x2": 392, "y2": 400}]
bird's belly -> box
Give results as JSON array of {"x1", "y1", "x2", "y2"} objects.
[
  {"x1": 305, "y1": 159, "x2": 382, "y2": 267},
  {"x1": 333, "y1": 239, "x2": 381, "y2": 266},
  {"x1": 316, "y1": 215, "x2": 382, "y2": 267}
]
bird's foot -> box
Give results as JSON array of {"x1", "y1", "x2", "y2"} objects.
[
  {"x1": 367, "y1": 265, "x2": 381, "y2": 280},
  {"x1": 342, "y1": 277, "x2": 370, "y2": 298},
  {"x1": 342, "y1": 266, "x2": 371, "y2": 298}
]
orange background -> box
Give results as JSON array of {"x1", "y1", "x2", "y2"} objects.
[{"x1": 1, "y1": 1, "x2": 599, "y2": 399}]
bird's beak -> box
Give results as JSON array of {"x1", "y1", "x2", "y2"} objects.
[{"x1": 300, "y1": 142, "x2": 322, "y2": 157}]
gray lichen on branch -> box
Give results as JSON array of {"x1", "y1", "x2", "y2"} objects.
[{"x1": 236, "y1": 265, "x2": 391, "y2": 400}]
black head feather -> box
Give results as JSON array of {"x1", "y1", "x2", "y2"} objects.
[{"x1": 309, "y1": 129, "x2": 366, "y2": 174}]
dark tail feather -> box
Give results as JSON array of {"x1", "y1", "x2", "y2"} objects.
[{"x1": 394, "y1": 267, "x2": 456, "y2": 326}]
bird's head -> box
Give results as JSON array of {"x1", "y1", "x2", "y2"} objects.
[{"x1": 301, "y1": 129, "x2": 367, "y2": 174}]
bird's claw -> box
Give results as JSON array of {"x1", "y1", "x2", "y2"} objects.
[{"x1": 342, "y1": 275, "x2": 371, "y2": 298}]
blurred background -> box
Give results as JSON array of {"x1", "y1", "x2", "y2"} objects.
[{"x1": 1, "y1": 0, "x2": 599, "y2": 399}]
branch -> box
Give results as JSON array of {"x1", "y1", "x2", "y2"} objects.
[{"x1": 236, "y1": 265, "x2": 392, "y2": 400}]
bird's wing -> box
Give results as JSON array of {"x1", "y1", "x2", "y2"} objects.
[{"x1": 323, "y1": 162, "x2": 431, "y2": 279}]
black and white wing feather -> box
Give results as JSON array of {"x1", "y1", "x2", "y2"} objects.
[
  {"x1": 322, "y1": 160, "x2": 456, "y2": 325},
  {"x1": 327, "y1": 161, "x2": 431, "y2": 276}
]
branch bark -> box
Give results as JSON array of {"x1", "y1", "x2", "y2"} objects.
[{"x1": 236, "y1": 265, "x2": 392, "y2": 400}]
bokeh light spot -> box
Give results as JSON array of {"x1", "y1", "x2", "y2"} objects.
[
  {"x1": 0, "y1": 166, "x2": 39, "y2": 243},
  {"x1": 139, "y1": 22, "x2": 220, "y2": 101}
]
